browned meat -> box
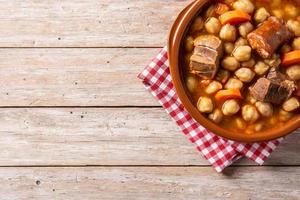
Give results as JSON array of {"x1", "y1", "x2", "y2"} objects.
[
  {"x1": 190, "y1": 52, "x2": 218, "y2": 79},
  {"x1": 266, "y1": 67, "x2": 287, "y2": 83},
  {"x1": 190, "y1": 35, "x2": 223, "y2": 79},
  {"x1": 250, "y1": 69, "x2": 297, "y2": 104},
  {"x1": 247, "y1": 17, "x2": 293, "y2": 59},
  {"x1": 190, "y1": 54, "x2": 217, "y2": 73},
  {"x1": 194, "y1": 35, "x2": 223, "y2": 55},
  {"x1": 294, "y1": 81, "x2": 300, "y2": 97},
  {"x1": 193, "y1": 46, "x2": 218, "y2": 59},
  {"x1": 250, "y1": 78, "x2": 293, "y2": 104}
]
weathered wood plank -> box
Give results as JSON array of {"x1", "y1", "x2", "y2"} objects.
[
  {"x1": 0, "y1": 0, "x2": 192, "y2": 47},
  {"x1": 0, "y1": 167, "x2": 299, "y2": 200},
  {"x1": 0, "y1": 48, "x2": 159, "y2": 106},
  {"x1": 0, "y1": 107, "x2": 298, "y2": 166}
]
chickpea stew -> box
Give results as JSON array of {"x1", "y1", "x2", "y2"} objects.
[{"x1": 183, "y1": 0, "x2": 300, "y2": 134}]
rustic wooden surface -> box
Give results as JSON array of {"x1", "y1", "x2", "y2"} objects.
[{"x1": 0, "y1": 0, "x2": 299, "y2": 199}]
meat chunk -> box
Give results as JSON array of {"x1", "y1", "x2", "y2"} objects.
[
  {"x1": 190, "y1": 35, "x2": 223, "y2": 79},
  {"x1": 247, "y1": 17, "x2": 293, "y2": 59},
  {"x1": 267, "y1": 67, "x2": 287, "y2": 83},
  {"x1": 190, "y1": 46, "x2": 219, "y2": 75},
  {"x1": 194, "y1": 35, "x2": 223, "y2": 55},
  {"x1": 294, "y1": 81, "x2": 300, "y2": 97},
  {"x1": 249, "y1": 78, "x2": 294, "y2": 104},
  {"x1": 250, "y1": 69, "x2": 297, "y2": 104},
  {"x1": 193, "y1": 46, "x2": 218, "y2": 58}
]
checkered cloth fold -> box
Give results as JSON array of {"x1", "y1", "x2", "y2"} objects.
[{"x1": 138, "y1": 47, "x2": 282, "y2": 172}]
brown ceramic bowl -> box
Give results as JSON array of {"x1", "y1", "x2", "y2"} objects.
[{"x1": 168, "y1": 0, "x2": 300, "y2": 142}]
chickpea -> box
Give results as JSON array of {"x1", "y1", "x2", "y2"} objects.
[
  {"x1": 184, "y1": 36, "x2": 194, "y2": 52},
  {"x1": 199, "y1": 80, "x2": 211, "y2": 88},
  {"x1": 191, "y1": 17, "x2": 204, "y2": 33},
  {"x1": 222, "y1": 99, "x2": 240, "y2": 116},
  {"x1": 287, "y1": 20, "x2": 300, "y2": 37},
  {"x1": 222, "y1": 56, "x2": 240, "y2": 71},
  {"x1": 246, "y1": 94, "x2": 257, "y2": 104},
  {"x1": 233, "y1": 0, "x2": 254, "y2": 14},
  {"x1": 208, "y1": 109, "x2": 223, "y2": 123},
  {"x1": 253, "y1": 123, "x2": 264, "y2": 132},
  {"x1": 205, "y1": 81, "x2": 223, "y2": 94},
  {"x1": 235, "y1": 37, "x2": 248, "y2": 47},
  {"x1": 219, "y1": 24, "x2": 237, "y2": 42},
  {"x1": 242, "y1": 105, "x2": 260, "y2": 123},
  {"x1": 186, "y1": 74, "x2": 198, "y2": 92},
  {"x1": 255, "y1": 101, "x2": 273, "y2": 117},
  {"x1": 286, "y1": 65, "x2": 300, "y2": 81},
  {"x1": 284, "y1": 4, "x2": 299, "y2": 18},
  {"x1": 238, "y1": 22, "x2": 253, "y2": 38},
  {"x1": 272, "y1": 9, "x2": 284, "y2": 18},
  {"x1": 205, "y1": 17, "x2": 221, "y2": 35},
  {"x1": 241, "y1": 58, "x2": 255, "y2": 68},
  {"x1": 197, "y1": 97, "x2": 214, "y2": 113},
  {"x1": 292, "y1": 37, "x2": 300, "y2": 50},
  {"x1": 279, "y1": 109, "x2": 293, "y2": 122},
  {"x1": 225, "y1": 78, "x2": 244, "y2": 90},
  {"x1": 233, "y1": 45, "x2": 251, "y2": 62},
  {"x1": 254, "y1": 8, "x2": 270, "y2": 24},
  {"x1": 280, "y1": 44, "x2": 292, "y2": 53},
  {"x1": 283, "y1": 97, "x2": 300, "y2": 112},
  {"x1": 254, "y1": 61, "x2": 270, "y2": 75},
  {"x1": 224, "y1": 42, "x2": 234, "y2": 54},
  {"x1": 235, "y1": 117, "x2": 247, "y2": 129},
  {"x1": 216, "y1": 69, "x2": 230, "y2": 84},
  {"x1": 235, "y1": 67, "x2": 255, "y2": 83}
]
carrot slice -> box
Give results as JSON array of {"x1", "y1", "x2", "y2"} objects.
[
  {"x1": 215, "y1": 89, "x2": 243, "y2": 102},
  {"x1": 282, "y1": 50, "x2": 300, "y2": 67},
  {"x1": 214, "y1": 3, "x2": 230, "y2": 15},
  {"x1": 219, "y1": 10, "x2": 251, "y2": 25}
]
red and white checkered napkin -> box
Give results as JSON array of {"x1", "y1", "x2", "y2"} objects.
[{"x1": 138, "y1": 47, "x2": 283, "y2": 172}]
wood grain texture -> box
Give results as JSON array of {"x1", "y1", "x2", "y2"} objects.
[
  {"x1": 0, "y1": 0, "x2": 298, "y2": 198},
  {"x1": 0, "y1": 167, "x2": 299, "y2": 200},
  {"x1": 0, "y1": 107, "x2": 298, "y2": 166},
  {"x1": 0, "y1": 48, "x2": 159, "y2": 106},
  {"x1": 0, "y1": 0, "x2": 192, "y2": 47}
]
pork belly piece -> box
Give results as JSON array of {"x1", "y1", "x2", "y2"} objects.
[
  {"x1": 247, "y1": 17, "x2": 293, "y2": 59},
  {"x1": 190, "y1": 35, "x2": 223, "y2": 79},
  {"x1": 190, "y1": 54, "x2": 218, "y2": 79},
  {"x1": 194, "y1": 35, "x2": 223, "y2": 55}
]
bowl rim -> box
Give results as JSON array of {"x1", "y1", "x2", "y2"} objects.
[{"x1": 168, "y1": 0, "x2": 300, "y2": 142}]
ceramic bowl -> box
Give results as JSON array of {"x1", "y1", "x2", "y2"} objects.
[{"x1": 168, "y1": 0, "x2": 300, "y2": 142}]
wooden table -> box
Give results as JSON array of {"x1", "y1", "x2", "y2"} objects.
[{"x1": 0, "y1": 1, "x2": 299, "y2": 199}]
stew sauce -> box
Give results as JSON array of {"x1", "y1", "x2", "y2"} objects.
[{"x1": 183, "y1": 0, "x2": 300, "y2": 134}]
